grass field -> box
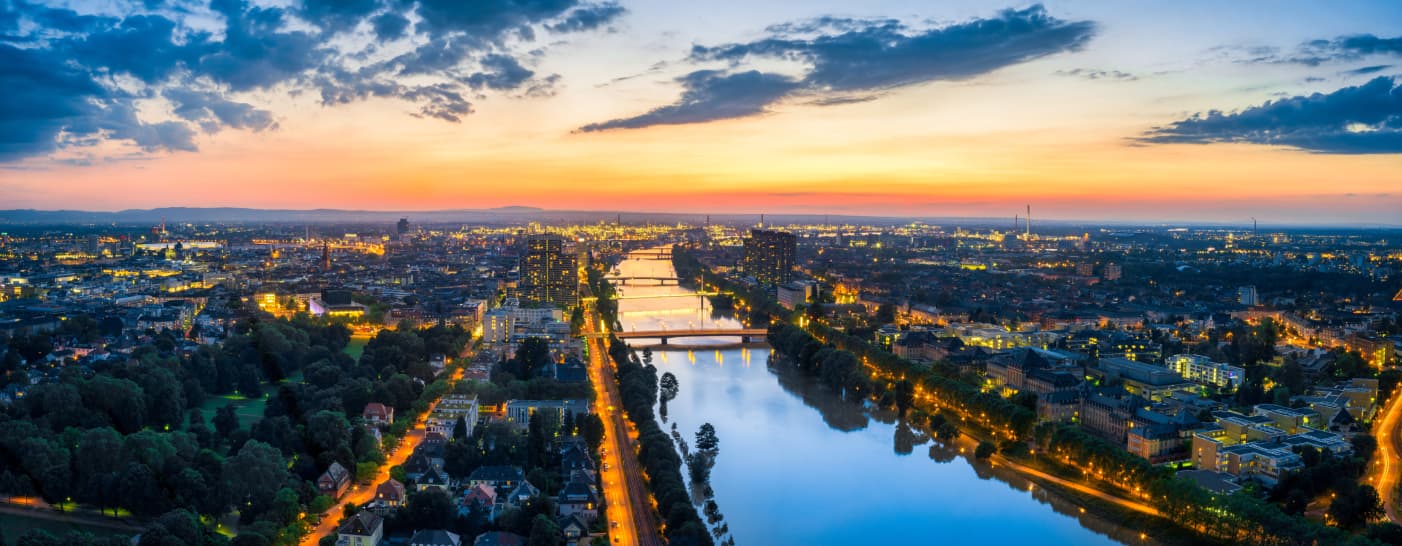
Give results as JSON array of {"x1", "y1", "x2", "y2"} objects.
[
  {"x1": 0, "y1": 512, "x2": 131, "y2": 544},
  {"x1": 344, "y1": 335, "x2": 369, "y2": 361},
  {"x1": 198, "y1": 393, "x2": 268, "y2": 431}
]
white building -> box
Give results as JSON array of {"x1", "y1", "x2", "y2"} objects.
[{"x1": 1167, "y1": 354, "x2": 1245, "y2": 390}]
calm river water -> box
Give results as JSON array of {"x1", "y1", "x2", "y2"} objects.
[{"x1": 611, "y1": 249, "x2": 1146, "y2": 545}]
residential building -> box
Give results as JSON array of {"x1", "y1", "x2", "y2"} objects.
[
  {"x1": 1166, "y1": 354, "x2": 1244, "y2": 390},
  {"x1": 505, "y1": 399, "x2": 589, "y2": 429},
  {"x1": 519, "y1": 235, "x2": 578, "y2": 308},
  {"x1": 318, "y1": 461, "x2": 351, "y2": 499},
  {"x1": 337, "y1": 511, "x2": 384, "y2": 546},
  {"x1": 409, "y1": 530, "x2": 461, "y2": 546},
  {"x1": 742, "y1": 229, "x2": 796, "y2": 286}
]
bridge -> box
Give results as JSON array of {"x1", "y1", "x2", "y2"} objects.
[
  {"x1": 607, "y1": 276, "x2": 682, "y2": 286},
  {"x1": 628, "y1": 251, "x2": 673, "y2": 260},
  {"x1": 585, "y1": 328, "x2": 768, "y2": 345}
]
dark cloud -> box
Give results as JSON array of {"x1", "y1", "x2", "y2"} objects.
[
  {"x1": 583, "y1": 5, "x2": 1095, "y2": 131},
  {"x1": 1139, "y1": 76, "x2": 1402, "y2": 154},
  {"x1": 1055, "y1": 68, "x2": 1137, "y2": 81},
  {"x1": 579, "y1": 70, "x2": 800, "y2": 132},
  {"x1": 402, "y1": 84, "x2": 474, "y2": 122},
  {"x1": 370, "y1": 12, "x2": 410, "y2": 41},
  {"x1": 164, "y1": 88, "x2": 277, "y2": 133},
  {"x1": 464, "y1": 54, "x2": 537, "y2": 91},
  {"x1": 1342, "y1": 64, "x2": 1392, "y2": 76},
  {"x1": 2, "y1": 0, "x2": 628, "y2": 163},
  {"x1": 547, "y1": 2, "x2": 626, "y2": 33},
  {"x1": 1255, "y1": 34, "x2": 1402, "y2": 66},
  {"x1": 691, "y1": 5, "x2": 1095, "y2": 92}
]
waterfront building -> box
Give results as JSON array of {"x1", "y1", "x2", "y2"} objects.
[{"x1": 742, "y1": 229, "x2": 796, "y2": 286}]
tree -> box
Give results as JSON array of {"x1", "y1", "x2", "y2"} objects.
[
  {"x1": 452, "y1": 416, "x2": 468, "y2": 441},
  {"x1": 212, "y1": 404, "x2": 240, "y2": 440},
  {"x1": 875, "y1": 303, "x2": 897, "y2": 324},
  {"x1": 695, "y1": 423, "x2": 718, "y2": 453},
  {"x1": 893, "y1": 380, "x2": 914, "y2": 416},
  {"x1": 405, "y1": 489, "x2": 455, "y2": 530},
  {"x1": 975, "y1": 441, "x2": 996, "y2": 459},
  {"x1": 527, "y1": 514, "x2": 562, "y2": 546},
  {"x1": 224, "y1": 441, "x2": 289, "y2": 516},
  {"x1": 659, "y1": 372, "x2": 679, "y2": 403},
  {"x1": 581, "y1": 414, "x2": 605, "y2": 454},
  {"x1": 1330, "y1": 483, "x2": 1383, "y2": 530}
]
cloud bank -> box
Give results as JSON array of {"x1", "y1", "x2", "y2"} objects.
[
  {"x1": 580, "y1": 5, "x2": 1095, "y2": 132},
  {"x1": 0, "y1": 0, "x2": 626, "y2": 162},
  {"x1": 1140, "y1": 76, "x2": 1402, "y2": 154}
]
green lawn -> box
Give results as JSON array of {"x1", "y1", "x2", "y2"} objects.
[
  {"x1": 198, "y1": 393, "x2": 268, "y2": 431},
  {"x1": 0, "y1": 512, "x2": 131, "y2": 544},
  {"x1": 344, "y1": 336, "x2": 370, "y2": 361}
]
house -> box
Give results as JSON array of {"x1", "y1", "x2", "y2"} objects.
[
  {"x1": 559, "y1": 445, "x2": 595, "y2": 478},
  {"x1": 318, "y1": 462, "x2": 351, "y2": 499},
  {"x1": 337, "y1": 511, "x2": 384, "y2": 546},
  {"x1": 410, "y1": 529, "x2": 461, "y2": 546},
  {"x1": 418, "y1": 468, "x2": 451, "y2": 492},
  {"x1": 373, "y1": 479, "x2": 406, "y2": 511},
  {"x1": 503, "y1": 480, "x2": 540, "y2": 508},
  {"x1": 556, "y1": 478, "x2": 599, "y2": 522},
  {"x1": 468, "y1": 466, "x2": 524, "y2": 491},
  {"x1": 557, "y1": 514, "x2": 589, "y2": 543},
  {"x1": 404, "y1": 453, "x2": 435, "y2": 481},
  {"x1": 460, "y1": 483, "x2": 497, "y2": 519},
  {"x1": 473, "y1": 532, "x2": 525, "y2": 546},
  {"x1": 363, "y1": 402, "x2": 395, "y2": 425}
]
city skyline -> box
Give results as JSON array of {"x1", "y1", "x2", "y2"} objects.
[{"x1": 3, "y1": 1, "x2": 1402, "y2": 223}]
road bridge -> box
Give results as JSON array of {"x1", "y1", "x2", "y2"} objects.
[{"x1": 585, "y1": 328, "x2": 768, "y2": 345}]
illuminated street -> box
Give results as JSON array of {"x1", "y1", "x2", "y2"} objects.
[
  {"x1": 300, "y1": 365, "x2": 465, "y2": 545},
  {"x1": 1368, "y1": 382, "x2": 1402, "y2": 523},
  {"x1": 583, "y1": 300, "x2": 663, "y2": 546}
]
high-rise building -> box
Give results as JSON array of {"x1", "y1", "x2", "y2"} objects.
[
  {"x1": 1239, "y1": 285, "x2": 1259, "y2": 306},
  {"x1": 743, "y1": 229, "x2": 796, "y2": 286},
  {"x1": 519, "y1": 234, "x2": 578, "y2": 308},
  {"x1": 1102, "y1": 262, "x2": 1122, "y2": 281}
]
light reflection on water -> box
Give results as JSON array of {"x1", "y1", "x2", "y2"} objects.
[{"x1": 610, "y1": 250, "x2": 1144, "y2": 546}]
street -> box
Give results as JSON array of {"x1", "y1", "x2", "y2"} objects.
[
  {"x1": 300, "y1": 365, "x2": 464, "y2": 545},
  {"x1": 584, "y1": 302, "x2": 664, "y2": 546},
  {"x1": 1367, "y1": 383, "x2": 1402, "y2": 523}
]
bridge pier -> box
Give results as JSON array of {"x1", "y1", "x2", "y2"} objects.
[{"x1": 660, "y1": 337, "x2": 668, "y2": 346}]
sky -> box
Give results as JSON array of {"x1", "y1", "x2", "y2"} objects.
[{"x1": 1, "y1": 0, "x2": 1401, "y2": 224}]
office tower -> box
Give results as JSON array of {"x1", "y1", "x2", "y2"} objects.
[
  {"x1": 520, "y1": 234, "x2": 578, "y2": 307},
  {"x1": 1239, "y1": 285, "x2": 1259, "y2": 307},
  {"x1": 743, "y1": 229, "x2": 796, "y2": 286},
  {"x1": 396, "y1": 218, "x2": 410, "y2": 237}
]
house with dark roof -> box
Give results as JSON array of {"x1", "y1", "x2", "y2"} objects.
[
  {"x1": 557, "y1": 477, "x2": 599, "y2": 522},
  {"x1": 337, "y1": 511, "x2": 383, "y2": 546},
  {"x1": 410, "y1": 529, "x2": 462, "y2": 546},
  {"x1": 418, "y1": 468, "x2": 451, "y2": 492},
  {"x1": 317, "y1": 461, "x2": 351, "y2": 499},
  {"x1": 468, "y1": 466, "x2": 524, "y2": 490},
  {"x1": 503, "y1": 480, "x2": 539, "y2": 508},
  {"x1": 557, "y1": 514, "x2": 589, "y2": 543}
]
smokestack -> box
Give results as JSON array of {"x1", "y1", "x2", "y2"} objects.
[
  {"x1": 322, "y1": 242, "x2": 330, "y2": 271},
  {"x1": 1015, "y1": 214, "x2": 1019, "y2": 232},
  {"x1": 1025, "y1": 205, "x2": 1031, "y2": 238}
]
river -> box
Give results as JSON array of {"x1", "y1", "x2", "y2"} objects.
[{"x1": 609, "y1": 249, "x2": 1148, "y2": 545}]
